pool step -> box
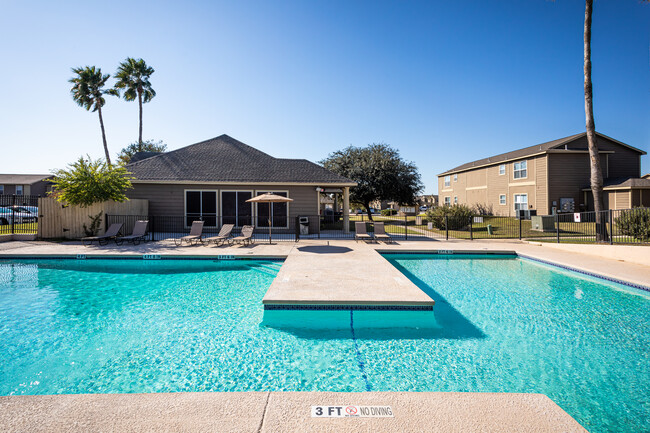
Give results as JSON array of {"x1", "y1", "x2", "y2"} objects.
[{"x1": 246, "y1": 264, "x2": 281, "y2": 277}]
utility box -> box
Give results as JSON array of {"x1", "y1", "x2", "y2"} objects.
[
  {"x1": 531, "y1": 215, "x2": 555, "y2": 232},
  {"x1": 299, "y1": 216, "x2": 309, "y2": 235}
]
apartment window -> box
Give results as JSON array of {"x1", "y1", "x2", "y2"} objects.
[
  {"x1": 256, "y1": 191, "x2": 289, "y2": 228},
  {"x1": 499, "y1": 164, "x2": 506, "y2": 175},
  {"x1": 514, "y1": 194, "x2": 528, "y2": 212},
  {"x1": 453, "y1": 174, "x2": 458, "y2": 182},
  {"x1": 444, "y1": 175, "x2": 451, "y2": 187},
  {"x1": 221, "y1": 191, "x2": 253, "y2": 227},
  {"x1": 0, "y1": 185, "x2": 4, "y2": 195},
  {"x1": 499, "y1": 194, "x2": 506, "y2": 205},
  {"x1": 15, "y1": 185, "x2": 23, "y2": 195},
  {"x1": 444, "y1": 196, "x2": 451, "y2": 206},
  {"x1": 454, "y1": 196, "x2": 458, "y2": 204},
  {"x1": 513, "y1": 161, "x2": 527, "y2": 179},
  {"x1": 185, "y1": 190, "x2": 217, "y2": 227}
]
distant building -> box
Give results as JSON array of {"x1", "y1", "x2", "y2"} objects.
[
  {"x1": 0, "y1": 174, "x2": 53, "y2": 196},
  {"x1": 416, "y1": 194, "x2": 438, "y2": 208},
  {"x1": 437, "y1": 132, "x2": 647, "y2": 216}
]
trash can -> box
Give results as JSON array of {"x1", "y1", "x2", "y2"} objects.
[
  {"x1": 487, "y1": 224, "x2": 493, "y2": 235},
  {"x1": 299, "y1": 216, "x2": 309, "y2": 235}
]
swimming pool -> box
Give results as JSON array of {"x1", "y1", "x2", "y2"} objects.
[{"x1": 1, "y1": 255, "x2": 648, "y2": 433}]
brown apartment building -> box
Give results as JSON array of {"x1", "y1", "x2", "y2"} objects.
[{"x1": 437, "y1": 132, "x2": 648, "y2": 216}]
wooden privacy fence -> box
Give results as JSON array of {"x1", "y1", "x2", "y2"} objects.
[{"x1": 38, "y1": 198, "x2": 148, "y2": 239}]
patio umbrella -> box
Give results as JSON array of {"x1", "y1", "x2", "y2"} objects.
[{"x1": 246, "y1": 193, "x2": 294, "y2": 244}]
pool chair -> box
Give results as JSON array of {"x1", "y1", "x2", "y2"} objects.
[
  {"x1": 175, "y1": 220, "x2": 205, "y2": 246},
  {"x1": 81, "y1": 223, "x2": 123, "y2": 247},
  {"x1": 354, "y1": 221, "x2": 374, "y2": 243},
  {"x1": 230, "y1": 225, "x2": 254, "y2": 246},
  {"x1": 373, "y1": 221, "x2": 393, "y2": 243},
  {"x1": 115, "y1": 220, "x2": 149, "y2": 246},
  {"x1": 203, "y1": 224, "x2": 234, "y2": 246}
]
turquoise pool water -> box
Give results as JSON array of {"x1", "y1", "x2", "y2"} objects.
[{"x1": 1, "y1": 256, "x2": 648, "y2": 432}]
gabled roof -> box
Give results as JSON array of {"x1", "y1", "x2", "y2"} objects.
[
  {"x1": 439, "y1": 132, "x2": 646, "y2": 176},
  {"x1": 0, "y1": 174, "x2": 52, "y2": 184},
  {"x1": 585, "y1": 177, "x2": 650, "y2": 190},
  {"x1": 126, "y1": 134, "x2": 355, "y2": 185}
]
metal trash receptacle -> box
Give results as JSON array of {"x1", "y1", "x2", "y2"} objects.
[{"x1": 299, "y1": 216, "x2": 309, "y2": 235}]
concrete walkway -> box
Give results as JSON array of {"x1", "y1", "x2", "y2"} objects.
[
  {"x1": 262, "y1": 242, "x2": 434, "y2": 306},
  {"x1": 0, "y1": 391, "x2": 586, "y2": 433}
]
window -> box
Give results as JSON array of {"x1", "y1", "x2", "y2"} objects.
[
  {"x1": 499, "y1": 164, "x2": 506, "y2": 175},
  {"x1": 453, "y1": 174, "x2": 458, "y2": 182},
  {"x1": 221, "y1": 191, "x2": 253, "y2": 227},
  {"x1": 454, "y1": 196, "x2": 458, "y2": 204},
  {"x1": 499, "y1": 194, "x2": 506, "y2": 205},
  {"x1": 514, "y1": 194, "x2": 528, "y2": 212},
  {"x1": 256, "y1": 191, "x2": 289, "y2": 228},
  {"x1": 15, "y1": 185, "x2": 23, "y2": 195},
  {"x1": 444, "y1": 196, "x2": 451, "y2": 206},
  {"x1": 444, "y1": 175, "x2": 451, "y2": 187},
  {"x1": 0, "y1": 185, "x2": 4, "y2": 195},
  {"x1": 185, "y1": 190, "x2": 217, "y2": 227},
  {"x1": 513, "y1": 160, "x2": 527, "y2": 179}
]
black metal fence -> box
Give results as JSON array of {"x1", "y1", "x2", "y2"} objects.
[
  {"x1": 105, "y1": 208, "x2": 650, "y2": 245},
  {"x1": 0, "y1": 194, "x2": 40, "y2": 235}
]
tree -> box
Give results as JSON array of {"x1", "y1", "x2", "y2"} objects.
[
  {"x1": 321, "y1": 144, "x2": 422, "y2": 220},
  {"x1": 113, "y1": 58, "x2": 156, "y2": 147},
  {"x1": 583, "y1": 0, "x2": 608, "y2": 242},
  {"x1": 49, "y1": 156, "x2": 134, "y2": 207},
  {"x1": 69, "y1": 66, "x2": 118, "y2": 166},
  {"x1": 117, "y1": 139, "x2": 168, "y2": 165}
]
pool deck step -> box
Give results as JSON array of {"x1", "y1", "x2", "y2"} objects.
[
  {"x1": 262, "y1": 242, "x2": 434, "y2": 307},
  {"x1": 0, "y1": 391, "x2": 587, "y2": 432}
]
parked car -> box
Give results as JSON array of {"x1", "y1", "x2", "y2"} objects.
[
  {"x1": 0, "y1": 206, "x2": 37, "y2": 225},
  {"x1": 419, "y1": 206, "x2": 428, "y2": 212}
]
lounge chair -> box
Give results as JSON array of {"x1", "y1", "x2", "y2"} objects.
[
  {"x1": 203, "y1": 224, "x2": 234, "y2": 246},
  {"x1": 354, "y1": 221, "x2": 374, "y2": 243},
  {"x1": 175, "y1": 220, "x2": 204, "y2": 246},
  {"x1": 229, "y1": 225, "x2": 254, "y2": 246},
  {"x1": 82, "y1": 223, "x2": 123, "y2": 246},
  {"x1": 115, "y1": 220, "x2": 149, "y2": 246},
  {"x1": 373, "y1": 222, "x2": 393, "y2": 243}
]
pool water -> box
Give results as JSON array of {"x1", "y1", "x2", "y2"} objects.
[{"x1": 1, "y1": 256, "x2": 648, "y2": 433}]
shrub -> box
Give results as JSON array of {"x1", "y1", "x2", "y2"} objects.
[
  {"x1": 83, "y1": 211, "x2": 103, "y2": 237},
  {"x1": 615, "y1": 207, "x2": 650, "y2": 241},
  {"x1": 381, "y1": 208, "x2": 397, "y2": 216},
  {"x1": 425, "y1": 204, "x2": 473, "y2": 230},
  {"x1": 473, "y1": 203, "x2": 494, "y2": 216}
]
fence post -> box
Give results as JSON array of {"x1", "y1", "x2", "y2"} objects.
[
  {"x1": 519, "y1": 216, "x2": 522, "y2": 240},
  {"x1": 105, "y1": 214, "x2": 109, "y2": 235},
  {"x1": 295, "y1": 216, "x2": 300, "y2": 242},
  {"x1": 11, "y1": 195, "x2": 15, "y2": 235},
  {"x1": 556, "y1": 213, "x2": 560, "y2": 244},
  {"x1": 318, "y1": 215, "x2": 321, "y2": 239},
  {"x1": 404, "y1": 214, "x2": 408, "y2": 240},
  {"x1": 608, "y1": 210, "x2": 613, "y2": 245},
  {"x1": 150, "y1": 215, "x2": 155, "y2": 241},
  {"x1": 469, "y1": 216, "x2": 473, "y2": 241},
  {"x1": 445, "y1": 215, "x2": 449, "y2": 241}
]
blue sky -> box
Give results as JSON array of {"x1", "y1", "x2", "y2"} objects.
[{"x1": 0, "y1": 0, "x2": 648, "y2": 194}]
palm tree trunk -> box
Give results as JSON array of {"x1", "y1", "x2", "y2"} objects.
[
  {"x1": 138, "y1": 90, "x2": 143, "y2": 150},
  {"x1": 584, "y1": 0, "x2": 608, "y2": 242},
  {"x1": 97, "y1": 105, "x2": 112, "y2": 166}
]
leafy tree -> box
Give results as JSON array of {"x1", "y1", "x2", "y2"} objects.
[
  {"x1": 321, "y1": 144, "x2": 422, "y2": 220},
  {"x1": 50, "y1": 157, "x2": 134, "y2": 207},
  {"x1": 69, "y1": 66, "x2": 118, "y2": 166},
  {"x1": 117, "y1": 139, "x2": 168, "y2": 165},
  {"x1": 426, "y1": 204, "x2": 473, "y2": 230},
  {"x1": 113, "y1": 58, "x2": 156, "y2": 146}
]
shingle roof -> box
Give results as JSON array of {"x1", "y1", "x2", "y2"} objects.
[
  {"x1": 439, "y1": 132, "x2": 645, "y2": 176},
  {"x1": 0, "y1": 174, "x2": 52, "y2": 184},
  {"x1": 126, "y1": 134, "x2": 355, "y2": 185},
  {"x1": 601, "y1": 177, "x2": 650, "y2": 189}
]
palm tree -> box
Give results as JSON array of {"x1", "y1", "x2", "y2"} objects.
[
  {"x1": 583, "y1": 0, "x2": 608, "y2": 242},
  {"x1": 113, "y1": 58, "x2": 156, "y2": 149},
  {"x1": 69, "y1": 66, "x2": 117, "y2": 166}
]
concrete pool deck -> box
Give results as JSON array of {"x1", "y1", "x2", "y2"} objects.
[{"x1": 0, "y1": 391, "x2": 587, "y2": 432}]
